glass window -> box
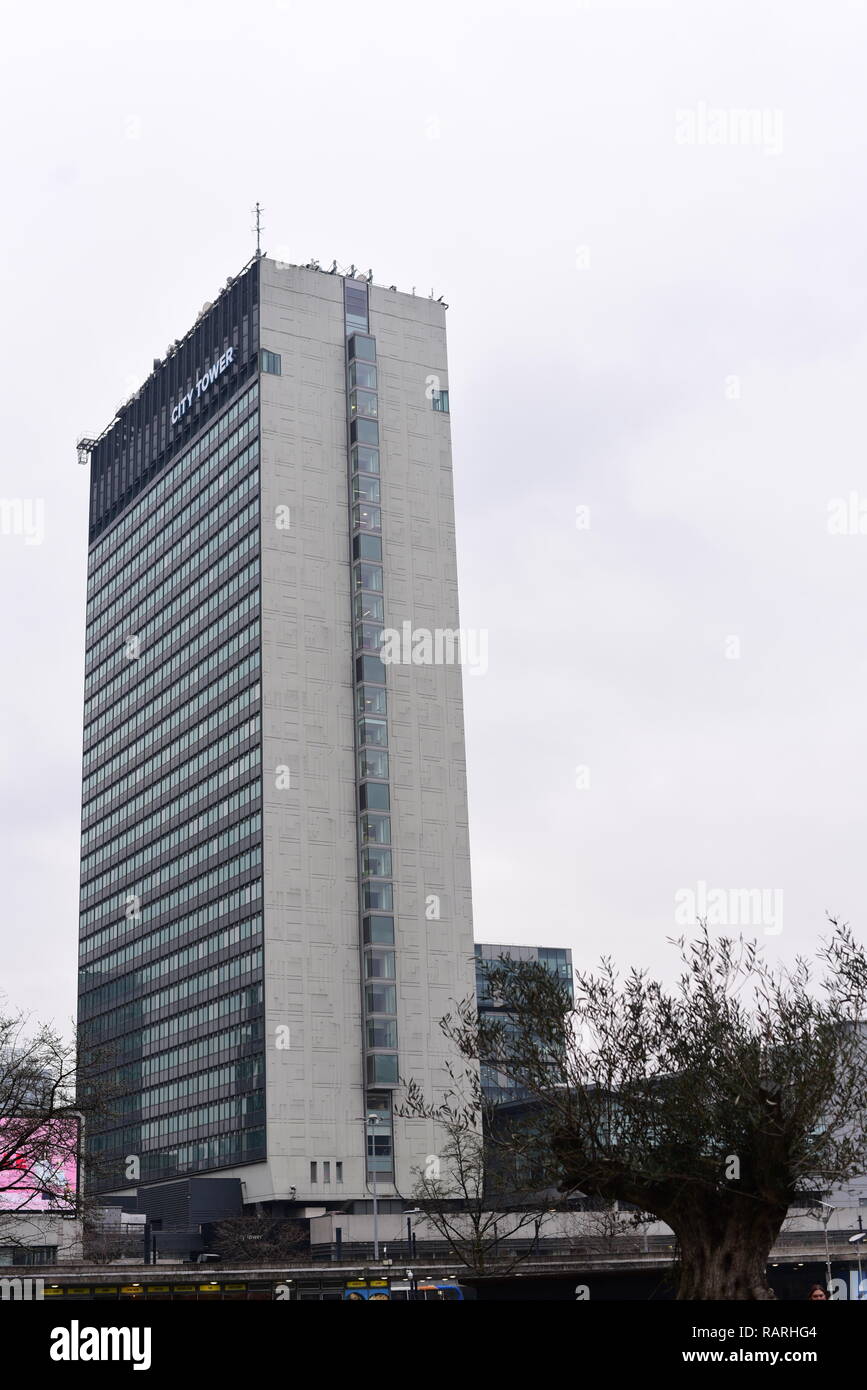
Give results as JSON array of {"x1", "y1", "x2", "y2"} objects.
[
  {"x1": 357, "y1": 718, "x2": 387, "y2": 748},
  {"x1": 310, "y1": 1161, "x2": 317, "y2": 1183},
  {"x1": 323, "y1": 1161, "x2": 331, "y2": 1183},
  {"x1": 345, "y1": 283, "x2": 369, "y2": 334},
  {"x1": 354, "y1": 592, "x2": 384, "y2": 624},
  {"x1": 366, "y1": 980, "x2": 397, "y2": 1012},
  {"x1": 350, "y1": 389, "x2": 378, "y2": 419},
  {"x1": 349, "y1": 361, "x2": 377, "y2": 391},
  {"x1": 354, "y1": 563, "x2": 383, "y2": 592},
  {"x1": 336, "y1": 1162, "x2": 343, "y2": 1183},
  {"x1": 353, "y1": 533, "x2": 382, "y2": 563},
  {"x1": 363, "y1": 916, "x2": 394, "y2": 946},
  {"x1": 355, "y1": 622, "x2": 384, "y2": 652},
  {"x1": 367, "y1": 1019, "x2": 398, "y2": 1049},
  {"x1": 431, "y1": 389, "x2": 449, "y2": 412},
  {"x1": 350, "y1": 418, "x2": 379, "y2": 447},
  {"x1": 356, "y1": 686, "x2": 387, "y2": 717},
  {"x1": 352, "y1": 475, "x2": 380, "y2": 504},
  {"x1": 359, "y1": 748, "x2": 388, "y2": 779},
  {"x1": 361, "y1": 813, "x2": 391, "y2": 845},
  {"x1": 348, "y1": 334, "x2": 376, "y2": 362},
  {"x1": 367, "y1": 1054, "x2": 399, "y2": 1085},
  {"x1": 365, "y1": 949, "x2": 396, "y2": 979},
  {"x1": 356, "y1": 654, "x2": 386, "y2": 684},
  {"x1": 353, "y1": 503, "x2": 381, "y2": 532},
  {"x1": 351, "y1": 445, "x2": 380, "y2": 475},
  {"x1": 260, "y1": 349, "x2": 282, "y2": 375},
  {"x1": 367, "y1": 1091, "x2": 392, "y2": 1121},
  {"x1": 368, "y1": 1132, "x2": 392, "y2": 1158},
  {"x1": 364, "y1": 882, "x2": 393, "y2": 911},
  {"x1": 362, "y1": 847, "x2": 392, "y2": 878},
  {"x1": 360, "y1": 781, "x2": 390, "y2": 811}
]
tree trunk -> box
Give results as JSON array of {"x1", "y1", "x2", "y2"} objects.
[{"x1": 669, "y1": 1198, "x2": 785, "y2": 1300}]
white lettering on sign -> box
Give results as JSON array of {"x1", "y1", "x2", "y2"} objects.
[{"x1": 170, "y1": 346, "x2": 235, "y2": 425}]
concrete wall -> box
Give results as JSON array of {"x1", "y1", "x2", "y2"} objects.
[{"x1": 220, "y1": 262, "x2": 475, "y2": 1205}]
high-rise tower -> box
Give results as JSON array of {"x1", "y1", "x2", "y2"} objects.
[{"x1": 78, "y1": 255, "x2": 475, "y2": 1209}]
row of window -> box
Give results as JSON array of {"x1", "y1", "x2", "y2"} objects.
[
  {"x1": 141, "y1": 1056, "x2": 263, "y2": 1115},
  {"x1": 83, "y1": 648, "x2": 260, "y2": 803},
  {"x1": 141, "y1": 1089, "x2": 263, "y2": 1143},
  {"x1": 81, "y1": 780, "x2": 261, "y2": 903},
  {"x1": 86, "y1": 949, "x2": 263, "y2": 1036},
  {"x1": 88, "y1": 437, "x2": 259, "y2": 635},
  {"x1": 84, "y1": 706, "x2": 261, "y2": 867},
  {"x1": 83, "y1": 746, "x2": 259, "y2": 871},
  {"x1": 309, "y1": 1160, "x2": 343, "y2": 1184},
  {"x1": 80, "y1": 879, "x2": 262, "y2": 972},
  {"x1": 84, "y1": 500, "x2": 258, "y2": 709},
  {"x1": 86, "y1": 518, "x2": 258, "y2": 673},
  {"x1": 85, "y1": 512, "x2": 259, "y2": 725},
  {"x1": 140, "y1": 983, "x2": 262, "y2": 1051},
  {"x1": 84, "y1": 634, "x2": 259, "y2": 776},
  {"x1": 84, "y1": 549, "x2": 258, "y2": 751},
  {"x1": 85, "y1": 466, "x2": 258, "y2": 697},
  {"x1": 80, "y1": 914, "x2": 262, "y2": 1011},
  {"x1": 89, "y1": 1128, "x2": 266, "y2": 1183},
  {"x1": 91, "y1": 1082, "x2": 264, "y2": 1150},
  {"x1": 85, "y1": 605, "x2": 259, "y2": 789},
  {"x1": 0, "y1": 1247, "x2": 57, "y2": 1267},
  {"x1": 138, "y1": 1020, "x2": 263, "y2": 1085},
  {"x1": 88, "y1": 383, "x2": 258, "y2": 571},
  {"x1": 83, "y1": 744, "x2": 259, "y2": 864},
  {"x1": 81, "y1": 810, "x2": 262, "y2": 921},
  {"x1": 86, "y1": 540, "x2": 259, "y2": 702},
  {"x1": 79, "y1": 843, "x2": 262, "y2": 936},
  {"x1": 137, "y1": 1128, "x2": 265, "y2": 1179},
  {"x1": 142, "y1": 946, "x2": 261, "y2": 1022},
  {"x1": 347, "y1": 322, "x2": 399, "y2": 1128},
  {"x1": 87, "y1": 413, "x2": 258, "y2": 605},
  {"x1": 82, "y1": 710, "x2": 260, "y2": 855}
]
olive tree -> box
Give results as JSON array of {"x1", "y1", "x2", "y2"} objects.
[{"x1": 443, "y1": 922, "x2": 867, "y2": 1300}]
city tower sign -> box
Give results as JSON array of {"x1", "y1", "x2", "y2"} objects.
[{"x1": 170, "y1": 345, "x2": 235, "y2": 425}]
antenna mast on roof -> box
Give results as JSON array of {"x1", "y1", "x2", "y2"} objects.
[{"x1": 253, "y1": 202, "x2": 264, "y2": 257}]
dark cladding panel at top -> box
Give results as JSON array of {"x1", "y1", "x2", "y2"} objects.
[{"x1": 88, "y1": 259, "x2": 261, "y2": 543}]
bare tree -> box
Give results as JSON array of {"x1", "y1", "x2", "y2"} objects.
[
  {"x1": 0, "y1": 1004, "x2": 125, "y2": 1260},
  {"x1": 444, "y1": 922, "x2": 867, "y2": 1300},
  {"x1": 0, "y1": 1011, "x2": 81, "y2": 1220},
  {"x1": 400, "y1": 1065, "x2": 551, "y2": 1275},
  {"x1": 208, "y1": 1217, "x2": 308, "y2": 1265},
  {"x1": 83, "y1": 1218, "x2": 145, "y2": 1265}
]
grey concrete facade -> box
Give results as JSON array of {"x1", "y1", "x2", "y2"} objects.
[{"x1": 225, "y1": 260, "x2": 475, "y2": 1203}]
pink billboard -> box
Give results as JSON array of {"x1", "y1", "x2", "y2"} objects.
[{"x1": 0, "y1": 1117, "x2": 79, "y2": 1213}]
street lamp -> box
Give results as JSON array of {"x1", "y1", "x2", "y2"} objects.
[
  {"x1": 404, "y1": 1207, "x2": 420, "y2": 1261},
  {"x1": 849, "y1": 1231, "x2": 866, "y2": 1299},
  {"x1": 354, "y1": 1112, "x2": 385, "y2": 1260},
  {"x1": 817, "y1": 1201, "x2": 837, "y2": 1293},
  {"x1": 367, "y1": 1113, "x2": 381, "y2": 1261}
]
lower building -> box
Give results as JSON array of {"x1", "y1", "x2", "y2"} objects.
[{"x1": 475, "y1": 942, "x2": 574, "y2": 1101}]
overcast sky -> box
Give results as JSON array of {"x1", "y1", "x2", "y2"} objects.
[{"x1": 3, "y1": 0, "x2": 867, "y2": 1031}]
